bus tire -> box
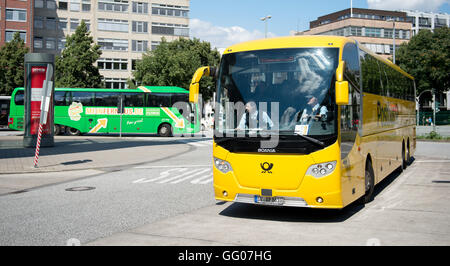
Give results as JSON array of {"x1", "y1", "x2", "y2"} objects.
[
  {"x1": 158, "y1": 123, "x2": 172, "y2": 137},
  {"x1": 402, "y1": 142, "x2": 407, "y2": 170},
  {"x1": 66, "y1": 127, "x2": 81, "y2": 136},
  {"x1": 360, "y1": 160, "x2": 375, "y2": 204},
  {"x1": 406, "y1": 138, "x2": 411, "y2": 165},
  {"x1": 54, "y1": 125, "x2": 61, "y2": 135}
]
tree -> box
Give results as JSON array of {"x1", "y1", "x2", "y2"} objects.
[
  {"x1": 55, "y1": 20, "x2": 103, "y2": 88},
  {"x1": 133, "y1": 38, "x2": 220, "y2": 101},
  {"x1": 0, "y1": 32, "x2": 29, "y2": 95},
  {"x1": 396, "y1": 27, "x2": 450, "y2": 96}
]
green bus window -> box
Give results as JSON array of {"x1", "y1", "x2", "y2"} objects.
[
  {"x1": 14, "y1": 90, "x2": 24, "y2": 105},
  {"x1": 73, "y1": 91, "x2": 94, "y2": 106},
  {"x1": 123, "y1": 92, "x2": 144, "y2": 107},
  {"x1": 54, "y1": 91, "x2": 67, "y2": 106},
  {"x1": 94, "y1": 92, "x2": 119, "y2": 107},
  {"x1": 148, "y1": 93, "x2": 170, "y2": 107}
]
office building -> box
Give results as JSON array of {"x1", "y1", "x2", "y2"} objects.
[
  {"x1": 31, "y1": 0, "x2": 190, "y2": 89},
  {"x1": 0, "y1": 0, "x2": 34, "y2": 49},
  {"x1": 404, "y1": 10, "x2": 450, "y2": 36},
  {"x1": 294, "y1": 8, "x2": 412, "y2": 59}
]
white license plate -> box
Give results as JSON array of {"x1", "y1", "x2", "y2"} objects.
[{"x1": 254, "y1": 195, "x2": 284, "y2": 205}]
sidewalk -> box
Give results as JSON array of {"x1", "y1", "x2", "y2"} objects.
[
  {"x1": 0, "y1": 134, "x2": 194, "y2": 174},
  {"x1": 417, "y1": 125, "x2": 450, "y2": 137}
]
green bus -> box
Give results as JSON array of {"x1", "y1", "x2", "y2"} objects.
[{"x1": 8, "y1": 86, "x2": 200, "y2": 136}]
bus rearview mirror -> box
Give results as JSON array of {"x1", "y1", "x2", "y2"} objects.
[{"x1": 335, "y1": 81, "x2": 349, "y2": 105}]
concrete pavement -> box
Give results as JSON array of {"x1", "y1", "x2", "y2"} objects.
[
  {"x1": 87, "y1": 141, "x2": 450, "y2": 246},
  {"x1": 0, "y1": 131, "x2": 211, "y2": 195},
  {"x1": 417, "y1": 125, "x2": 450, "y2": 137}
]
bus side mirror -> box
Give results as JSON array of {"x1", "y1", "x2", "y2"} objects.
[
  {"x1": 335, "y1": 61, "x2": 349, "y2": 105},
  {"x1": 335, "y1": 81, "x2": 349, "y2": 105},
  {"x1": 189, "y1": 66, "x2": 215, "y2": 104}
]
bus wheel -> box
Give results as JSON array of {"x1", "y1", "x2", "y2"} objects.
[
  {"x1": 54, "y1": 125, "x2": 61, "y2": 135},
  {"x1": 402, "y1": 143, "x2": 407, "y2": 170},
  {"x1": 158, "y1": 124, "x2": 172, "y2": 137},
  {"x1": 360, "y1": 160, "x2": 375, "y2": 204},
  {"x1": 66, "y1": 127, "x2": 81, "y2": 136}
]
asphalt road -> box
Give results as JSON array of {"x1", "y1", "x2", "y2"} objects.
[{"x1": 0, "y1": 137, "x2": 449, "y2": 246}]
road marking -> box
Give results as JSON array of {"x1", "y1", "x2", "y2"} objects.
[
  {"x1": 134, "y1": 165, "x2": 211, "y2": 169},
  {"x1": 414, "y1": 160, "x2": 450, "y2": 163},
  {"x1": 132, "y1": 167, "x2": 213, "y2": 185},
  {"x1": 169, "y1": 168, "x2": 211, "y2": 184}
]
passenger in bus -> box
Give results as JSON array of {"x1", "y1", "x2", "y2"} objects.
[
  {"x1": 298, "y1": 95, "x2": 328, "y2": 125},
  {"x1": 237, "y1": 101, "x2": 274, "y2": 130}
]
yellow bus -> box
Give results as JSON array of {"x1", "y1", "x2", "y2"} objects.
[{"x1": 190, "y1": 36, "x2": 416, "y2": 209}]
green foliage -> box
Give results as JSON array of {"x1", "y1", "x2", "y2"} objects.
[
  {"x1": 133, "y1": 38, "x2": 220, "y2": 101},
  {"x1": 0, "y1": 32, "x2": 29, "y2": 95},
  {"x1": 396, "y1": 27, "x2": 450, "y2": 96},
  {"x1": 55, "y1": 20, "x2": 104, "y2": 88}
]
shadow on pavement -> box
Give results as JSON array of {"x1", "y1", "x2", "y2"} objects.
[
  {"x1": 0, "y1": 135, "x2": 210, "y2": 160},
  {"x1": 219, "y1": 159, "x2": 414, "y2": 223}
]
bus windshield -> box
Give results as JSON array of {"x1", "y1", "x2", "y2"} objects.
[{"x1": 216, "y1": 48, "x2": 339, "y2": 138}]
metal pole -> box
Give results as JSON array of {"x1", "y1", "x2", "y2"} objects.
[
  {"x1": 432, "y1": 88, "x2": 436, "y2": 132},
  {"x1": 393, "y1": 20, "x2": 396, "y2": 64},
  {"x1": 119, "y1": 96, "x2": 123, "y2": 138}
]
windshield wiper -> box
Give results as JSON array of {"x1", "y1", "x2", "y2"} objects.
[{"x1": 292, "y1": 134, "x2": 325, "y2": 148}]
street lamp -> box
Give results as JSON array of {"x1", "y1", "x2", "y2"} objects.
[
  {"x1": 387, "y1": 18, "x2": 396, "y2": 64},
  {"x1": 261, "y1": 15, "x2": 272, "y2": 38}
]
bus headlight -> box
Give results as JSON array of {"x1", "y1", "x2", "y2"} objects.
[
  {"x1": 214, "y1": 157, "x2": 233, "y2": 174},
  {"x1": 306, "y1": 161, "x2": 337, "y2": 178}
]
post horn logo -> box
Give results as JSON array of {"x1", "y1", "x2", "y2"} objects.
[{"x1": 260, "y1": 162, "x2": 274, "y2": 174}]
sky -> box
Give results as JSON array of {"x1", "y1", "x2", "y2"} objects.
[{"x1": 189, "y1": 0, "x2": 450, "y2": 52}]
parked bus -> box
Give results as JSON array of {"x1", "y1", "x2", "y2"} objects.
[
  {"x1": 8, "y1": 86, "x2": 200, "y2": 136},
  {"x1": 0, "y1": 96, "x2": 11, "y2": 127},
  {"x1": 190, "y1": 36, "x2": 416, "y2": 209}
]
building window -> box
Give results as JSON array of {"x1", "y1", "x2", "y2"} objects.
[
  {"x1": 47, "y1": 0, "x2": 57, "y2": 9},
  {"x1": 152, "y1": 23, "x2": 189, "y2": 37},
  {"x1": 151, "y1": 41, "x2": 160, "y2": 51},
  {"x1": 59, "y1": 18, "x2": 68, "y2": 30},
  {"x1": 98, "y1": 38, "x2": 129, "y2": 51},
  {"x1": 349, "y1": 26, "x2": 362, "y2": 36},
  {"x1": 34, "y1": 37, "x2": 43, "y2": 49},
  {"x1": 132, "y1": 40, "x2": 148, "y2": 52},
  {"x1": 104, "y1": 78, "x2": 128, "y2": 89},
  {"x1": 58, "y1": 38, "x2": 66, "y2": 50},
  {"x1": 70, "y1": 0, "x2": 80, "y2": 11},
  {"x1": 132, "y1": 2, "x2": 148, "y2": 14},
  {"x1": 98, "y1": 58, "x2": 128, "y2": 71},
  {"x1": 70, "y1": 18, "x2": 79, "y2": 31},
  {"x1": 35, "y1": 0, "x2": 44, "y2": 8},
  {"x1": 82, "y1": 0, "x2": 91, "y2": 11},
  {"x1": 152, "y1": 4, "x2": 189, "y2": 18},
  {"x1": 5, "y1": 31, "x2": 26, "y2": 43},
  {"x1": 46, "y1": 17, "x2": 57, "y2": 30},
  {"x1": 365, "y1": 27, "x2": 381, "y2": 38},
  {"x1": 132, "y1": 21, "x2": 148, "y2": 33},
  {"x1": 45, "y1": 37, "x2": 56, "y2": 49},
  {"x1": 6, "y1": 9, "x2": 27, "y2": 22},
  {"x1": 98, "y1": 18, "x2": 129, "y2": 32},
  {"x1": 35, "y1": 16, "x2": 44, "y2": 29},
  {"x1": 98, "y1": 0, "x2": 129, "y2": 13},
  {"x1": 58, "y1": 0, "x2": 68, "y2": 10}
]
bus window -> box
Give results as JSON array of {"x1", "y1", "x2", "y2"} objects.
[
  {"x1": 148, "y1": 93, "x2": 170, "y2": 107},
  {"x1": 55, "y1": 91, "x2": 68, "y2": 106},
  {"x1": 14, "y1": 90, "x2": 25, "y2": 105},
  {"x1": 73, "y1": 91, "x2": 94, "y2": 106},
  {"x1": 123, "y1": 92, "x2": 144, "y2": 107},
  {"x1": 94, "y1": 92, "x2": 119, "y2": 107}
]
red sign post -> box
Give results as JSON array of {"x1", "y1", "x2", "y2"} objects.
[{"x1": 23, "y1": 54, "x2": 55, "y2": 167}]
